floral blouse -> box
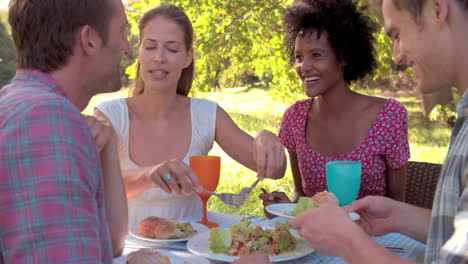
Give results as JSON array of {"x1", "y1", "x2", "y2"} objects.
[{"x1": 279, "y1": 98, "x2": 410, "y2": 199}]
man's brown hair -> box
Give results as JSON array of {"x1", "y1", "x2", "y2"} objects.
[
  {"x1": 8, "y1": 0, "x2": 115, "y2": 72},
  {"x1": 370, "y1": 0, "x2": 468, "y2": 21}
]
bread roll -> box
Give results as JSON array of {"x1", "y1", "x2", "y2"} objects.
[
  {"x1": 138, "y1": 216, "x2": 177, "y2": 239},
  {"x1": 126, "y1": 248, "x2": 171, "y2": 264},
  {"x1": 311, "y1": 191, "x2": 339, "y2": 206}
]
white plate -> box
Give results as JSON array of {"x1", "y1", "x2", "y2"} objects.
[
  {"x1": 129, "y1": 222, "x2": 209, "y2": 244},
  {"x1": 265, "y1": 203, "x2": 360, "y2": 221},
  {"x1": 187, "y1": 229, "x2": 314, "y2": 262},
  {"x1": 113, "y1": 250, "x2": 210, "y2": 264}
]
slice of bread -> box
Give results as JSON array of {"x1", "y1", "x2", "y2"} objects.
[
  {"x1": 311, "y1": 191, "x2": 339, "y2": 206},
  {"x1": 126, "y1": 248, "x2": 171, "y2": 264},
  {"x1": 138, "y1": 216, "x2": 177, "y2": 239}
]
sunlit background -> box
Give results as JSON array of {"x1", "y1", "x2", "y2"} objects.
[
  {"x1": 0, "y1": 0, "x2": 8, "y2": 11},
  {"x1": 0, "y1": 0, "x2": 128, "y2": 10}
]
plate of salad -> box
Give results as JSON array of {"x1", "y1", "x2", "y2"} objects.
[{"x1": 186, "y1": 218, "x2": 314, "y2": 262}]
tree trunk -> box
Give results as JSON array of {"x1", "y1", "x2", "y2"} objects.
[{"x1": 421, "y1": 87, "x2": 453, "y2": 116}]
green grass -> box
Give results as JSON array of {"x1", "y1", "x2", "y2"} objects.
[{"x1": 84, "y1": 87, "x2": 452, "y2": 217}]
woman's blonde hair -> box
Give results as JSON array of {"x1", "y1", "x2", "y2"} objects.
[{"x1": 131, "y1": 3, "x2": 194, "y2": 96}]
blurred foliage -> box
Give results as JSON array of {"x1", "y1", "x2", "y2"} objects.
[
  {"x1": 0, "y1": 10, "x2": 8, "y2": 26},
  {"x1": 429, "y1": 87, "x2": 463, "y2": 127},
  {"x1": 352, "y1": 70, "x2": 418, "y2": 92},
  {"x1": 0, "y1": 13, "x2": 15, "y2": 88},
  {"x1": 124, "y1": 0, "x2": 396, "y2": 95},
  {"x1": 360, "y1": 4, "x2": 395, "y2": 80}
]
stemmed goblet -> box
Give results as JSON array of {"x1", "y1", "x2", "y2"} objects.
[{"x1": 190, "y1": 155, "x2": 220, "y2": 228}]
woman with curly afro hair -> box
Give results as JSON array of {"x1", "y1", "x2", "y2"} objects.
[{"x1": 260, "y1": 0, "x2": 410, "y2": 215}]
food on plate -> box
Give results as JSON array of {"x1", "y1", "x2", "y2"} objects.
[
  {"x1": 126, "y1": 248, "x2": 171, "y2": 264},
  {"x1": 138, "y1": 216, "x2": 197, "y2": 239},
  {"x1": 291, "y1": 197, "x2": 318, "y2": 216},
  {"x1": 311, "y1": 191, "x2": 339, "y2": 205},
  {"x1": 292, "y1": 191, "x2": 338, "y2": 216},
  {"x1": 210, "y1": 218, "x2": 297, "y2": 256},
  {"x1": 210, "y1": 228, "x2": 233, "y2": 253},
  {"x1": 138, "y1": 216, "x2": 176, "y2": 239}
]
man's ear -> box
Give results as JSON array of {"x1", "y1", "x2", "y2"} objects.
[
  {"x1": 432, "y1": 0, "x2": 449, "y2": 28},
  {"x1": 79, "y1": 25, "x2": 102, "y2": 57},
  {"x1": 184, "y1": 48, "x2": 194, "y2": 69}
]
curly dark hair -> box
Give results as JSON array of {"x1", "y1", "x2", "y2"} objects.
[{"x1": 284, "y1": 0, "x2": 378, "y2": 83}]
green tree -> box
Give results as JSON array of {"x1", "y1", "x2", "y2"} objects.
[
  {"x1": 0, "y1": 13, "x2": 15, "y2": 88},
  {"x1": 125, "y1": 0, "x2": 299, "y2": 94},
  {"x1": 124, "y1": 0, "x2": 395, "y2": 96}
]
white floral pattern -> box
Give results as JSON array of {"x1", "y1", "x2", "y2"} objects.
[{"x1": 279, "y1": 98, "x2": 410, "y2": 198}]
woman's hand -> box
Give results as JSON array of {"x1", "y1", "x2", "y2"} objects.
[
  {"x1": 253, "y1": 130, "x2": 286, "y2": 180},
  {"x1": 259, "y1": 191, "x2": 291, "y2": 219},
  {"x1": 146, "y1": 159, "x2": 202, "y2": 195}
]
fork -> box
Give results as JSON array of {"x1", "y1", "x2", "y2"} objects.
[
  {"x1": 385, "y1": 246, "x2": 406, "y2": 253},
  {"x1": 230, "y1": 178, "x2": 261, "y2": 206},
  {"x1": 238, "y1": 178, "x2": 260, "y2": 198},
  {"x1": 196, "y1": 179, "x2": 260, "y2": 206},
  {"x1": 198, "y1": 189, "x2": 247, "y2": 206}
]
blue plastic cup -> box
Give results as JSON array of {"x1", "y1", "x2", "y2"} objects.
[{"x1": 326, "y1": 161, "x2": 361, "y2": 206}]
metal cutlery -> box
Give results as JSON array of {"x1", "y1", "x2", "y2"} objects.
[
  {"x1": 198, "y1": 189, "x2": 247, "y2": 206},
  {"x1": 196, "y1": 178, "x2": 260, "y2": 206},
  {"x1": 385, "y1": 246, "x2": 406, "y2": 253}
]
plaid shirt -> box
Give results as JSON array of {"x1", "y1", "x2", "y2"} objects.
[
  {"x1": 0, "y1": 70, "x2": 113, "y2": 263},
  {"x1": 426, "y1": 91, "x2": 468, "y2": 264}
]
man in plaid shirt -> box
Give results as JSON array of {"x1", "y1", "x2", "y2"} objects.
[
  {"x1": 0, "y1": 0, "x2": 129, "y2": 263},
  {"x1": 290, "y1": 0, "x2": 467, "y2": 263}
]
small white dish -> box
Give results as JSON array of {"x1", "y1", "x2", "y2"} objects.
[{"x1": 265, "y1": 203, "x2": 360, "y2": 221}]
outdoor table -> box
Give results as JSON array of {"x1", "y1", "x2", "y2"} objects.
[{"x1": 113, "y1": 211, "x2": 426, "y2": 263}]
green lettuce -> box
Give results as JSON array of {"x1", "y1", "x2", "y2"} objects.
[
  {"x1": 292, "y1": 196, "x2": 319, "y2": 216},
  {"x1": 228, "y1": 218, "x2": 253, "y2": 241},
  {"x1": 274, "y1": 231, "x2": 296, "y2": 253},
  {"x1": 210, "y1": 229, "x2": 232, "y2": 253}
]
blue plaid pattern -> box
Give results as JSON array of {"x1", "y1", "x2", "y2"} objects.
[{"x1": 426, "y1": 91, "x2": 468, "y2": 263}]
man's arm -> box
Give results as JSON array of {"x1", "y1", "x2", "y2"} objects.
[
  {"x1": 347, "y1": 196, "x2": 431, "y2": 243},
  {"x1": 100, "y1": 133, "x2": 128, "y2": 257},
  {"x1": 339, "y1": 225, "x2": 416, "y2": 264},
  {"x1": 291, "y1": 201, "x2": 422, "y2": 264},
  {"x1": 394, "y1": 202, "x2": 432, "y2": 243},
  {"x1": 85, "y1": 115, "x2": 128, "y2": 257}
]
